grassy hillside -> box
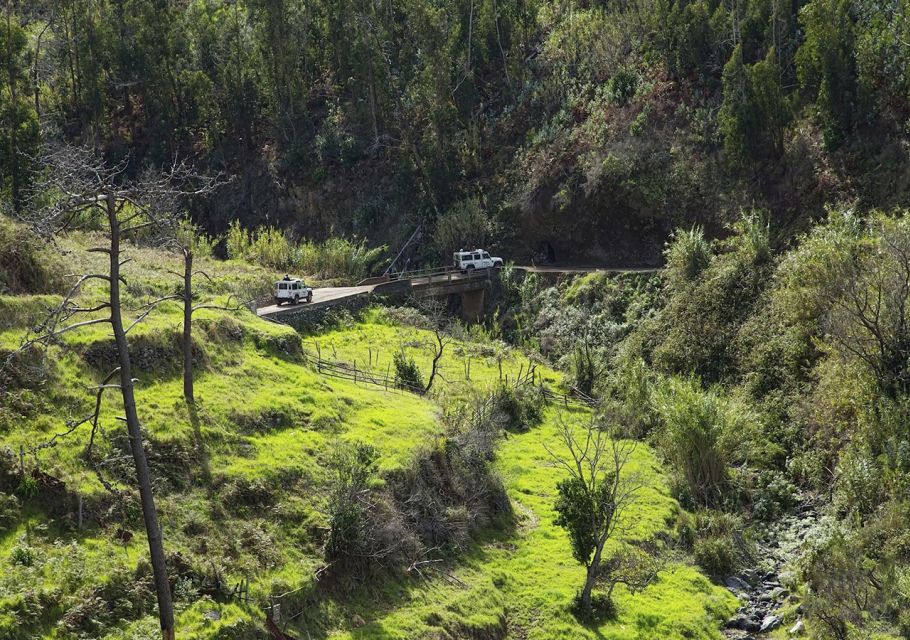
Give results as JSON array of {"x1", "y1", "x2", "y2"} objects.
[{"x1": 0, "y1": 233, "x2": 734, "y2": 639}]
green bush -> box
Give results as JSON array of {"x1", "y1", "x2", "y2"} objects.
[
  {"x1": 9, "y1": 544, "x2": 35, "y2": 567},
  {"x1": 433, "y1": 198, "x2": 493, "y2": 259},
  {"x1": 489, "y1": 382, "x2": 547, "y2": 432},
  {"x1": 652, "y1": 377, "x2": 754, "y2": 508},
  {"x1": 393, "y1": 350, "x2": 424, "y2": 391},
  {"x1": 649, "y1": 212, "x2": 773, "y2": 384},
  {"x1": 676, "y1": 509, "x2": 746, "y2": 577},
  {"x1": 0, "y1": 215, "x2": 66, "y2": 295},
  {"x1": 607, "y1": 66, "x2": 639, "y2": 105},
  {"x1": 750, "y1": 469, "x2": 798, "y2": 521}
]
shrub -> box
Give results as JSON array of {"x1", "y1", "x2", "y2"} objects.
[
  {"x1": 488, "y1": 382, "x2": 546, "y2": 432},
  {"x1": 0, "y1": 215, "x2": 66, "y2": 295},
  {"x1": 652, "y1": 377, "x2": 754, "y2": 508},
  {"x1": 833, "y1": 447, "x2": 884, "y2": 521},
  {"x1": 393, "y1": 350, "x2": 424, "y2": 391},
  {"x1": 433, "y1": 198, "x2": 493, "y2": 259},
  {"x1": 692, "y1": 535, "x2": 737, "y2": 577},
  {"x1": 663, "y1": 226, "x2": 711, "y2": 289},
  {"x1": 607, "y1": 66, "x2": 639, "y2": 105},
  {"x1": 325, "y1": 442, "x2": 418, "y2": 577},
  {"x1": 0, "y1": 493, "x2": 20, "y2": 531},
  {"x1": 750, "y1": 469, "x2": 799, "y2": 521},
  {"x1": 649, "y1": 212, "x2": 773, "y2": 384},
  {"x1": 9, "y1": 544, "x2": 35, "y2": 567},
  {"x1": 676, "y1": 509, "x2": 746, "y2": 577}
]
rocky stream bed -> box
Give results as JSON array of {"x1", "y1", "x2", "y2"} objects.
[{"x1": 722, "y1": 503, "x2": 818, "y2": 638}]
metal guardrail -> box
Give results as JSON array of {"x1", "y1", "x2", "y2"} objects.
[{"x1": 387, "y1": 265, "x2": 496, "y2": 285}]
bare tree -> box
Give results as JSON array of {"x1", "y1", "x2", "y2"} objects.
[
  {"x1": 17, "y1": 145, "x2": 220, "y2": 640},
  {"x1": 152, "y1": 220, "x2": 236, "y2": 404},
  {"x1": 546, "y1": 415, "x2": 645, "y2": 614},
  {"x1": 416, "y1": 297, "x2": 450, "y2": 394}
]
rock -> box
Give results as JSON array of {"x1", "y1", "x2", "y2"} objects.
[
  {"x1": 770, "y1": 586, "x2": 789, "y2": 601},
  {"x1": 760, "y1": 615, "x2": 782, "y2": 633},
  {"x1": 725, "y1": 613, "x2": 749, "y2": 629},
  {"x1": 740, "y1": 569, "x2": 760, "y2": 585},
  {"x1": 203, "y1": 610, "x2": 221, "y2": 621},
  {"x1": 351, "y1": 614, "x2": 366, "y2": 628},
  {"x1": 725, "y1": 576, "x2": 751, "y2": 591},
  {"x1": 789, "y1": 619, "x2": 805, "y2": 635},
  {"x1": 743, "y1": 616, "x2": 762, "y2": 633}
]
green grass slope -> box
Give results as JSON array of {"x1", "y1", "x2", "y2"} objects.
[{"x1": 0, "y1": 236, "x2": 734, "y2": 639}]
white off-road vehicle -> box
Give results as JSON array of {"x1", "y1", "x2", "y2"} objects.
[
  {"x1": 453, "y1": 249, "x2": 503, "y2": 272},
  {"x1": 274, "y1": 277, "x2": 313, "y2": 305}
]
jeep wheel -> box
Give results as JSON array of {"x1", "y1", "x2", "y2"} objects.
[
  {"x1": 275, "y1": 299, "x2": 283, "y2": 306},
  {"x1": 294, "y1": 294, "x2": 300, "y2": 304}
]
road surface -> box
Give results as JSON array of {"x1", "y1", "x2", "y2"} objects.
[{"x1": 257, "y1": 284, "x2": 375, "y2": 317}]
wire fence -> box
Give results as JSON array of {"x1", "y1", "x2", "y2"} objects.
[{"x1": 297, "y1": 342, "x2": 599, "y2": 410}]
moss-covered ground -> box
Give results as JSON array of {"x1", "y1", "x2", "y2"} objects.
[{"x1": 0, "y1": 234, "x2": 735, "y2": 639}]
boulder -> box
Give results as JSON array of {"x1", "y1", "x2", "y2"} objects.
[
  {"x1": 760, "y1": 614, "x2": 782, "y2": 633},
  {"x1": 725, "y1": 575, "x2": 750, "y2": 591},
  {"x1": 789, "y1": 619, "x2": 805, "y2": 635}
]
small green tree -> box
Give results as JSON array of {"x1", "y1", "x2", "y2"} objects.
[
  {"x1": 548, "y1": 417, "x2": 643, "y2": 615},
  {"x1": 393, "y1": 349, "x2": 424, "y2": 391}
]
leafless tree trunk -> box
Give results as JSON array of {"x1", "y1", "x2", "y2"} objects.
[
  {"x1": 16, "y1": 145, "x2": 221, "y2": 640},
  {"x1": 182, "y1": 247, "x2": 194, "y2": 403},
  {"x1": 424, "y1": 327, "x2": 447, "y2": 393},
  {"x1": 105, "y1": 194, "x2": 175, "y2": 640}
]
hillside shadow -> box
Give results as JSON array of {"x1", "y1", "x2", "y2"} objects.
[
  {"x1": 186, "y1": 400, "x2": 213, "y2": 489},
  {"x1": 273, "y1": 514, "x2": 519, "y2": 639}
]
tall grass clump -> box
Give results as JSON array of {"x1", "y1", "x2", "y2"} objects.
[
  {"x1": 225, "y1": 222, "x2": 385, "y2": 280},
  {"x1": 225, "y1": 221, "x2": 294, "y2": 270},
  {"x1": 664, "y1": 226, "x2": 711, "y2": 289},
  {"x1": 296, "y1": 237, "x2": 384, "y2": 281}
]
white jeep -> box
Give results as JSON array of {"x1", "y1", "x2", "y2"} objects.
[
  {"x1": 274, "y1": 277, "x2": 313, "y2": 305},
  {"x1": 453, "y1": 249, "x2": 503, "y2": 272}
]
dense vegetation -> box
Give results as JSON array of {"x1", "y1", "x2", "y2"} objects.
[
  {"x1": 2, "y1": 0, "x2": 908, "y2": 263},
  {"x1": 494, "y1": 209, "x2": 910, "y2": 638},
  {"x1": 3, "y1": 0, "x2": 910, "y2": 638},
  {"x1": 0, "y1": 221, "x2": 738, "y2": 639}
]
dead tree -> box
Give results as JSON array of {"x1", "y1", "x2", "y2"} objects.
[
  {"x1": 19, "y1": 145, "x2": 219, "y2": 640},
  {"x1": 415, "y1": 297, "x2": 450, "y2": 394},
  {"x1": 148, "y1": 220, "x2": 233, "y2": 404}
]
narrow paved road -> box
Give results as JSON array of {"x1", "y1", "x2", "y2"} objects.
[{"x1": 257, "y1": 284, "x2": 375, "y2": 317}]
